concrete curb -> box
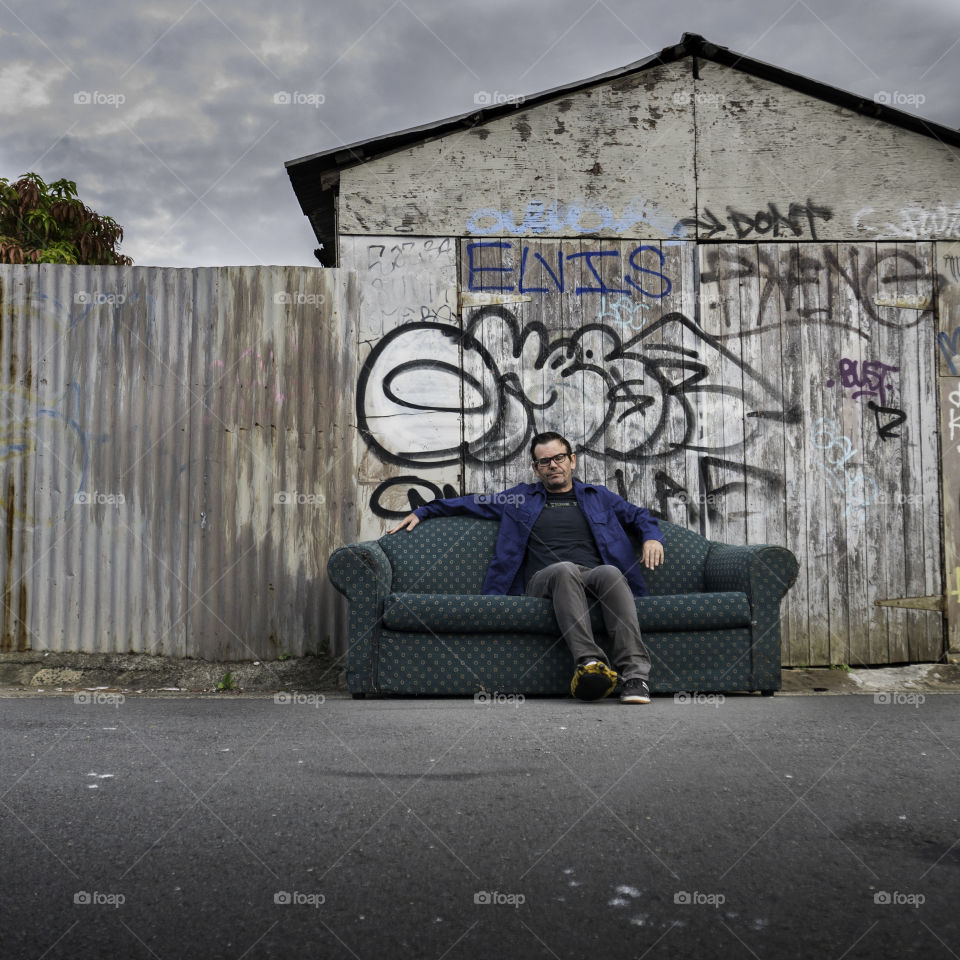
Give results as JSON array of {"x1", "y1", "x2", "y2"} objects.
[
  {"x1": 1, "y1": 652, "x2": 959, "y2": 696},
  {"x1": 0, "y1": 650, "x2": 344, "y2": 694}
]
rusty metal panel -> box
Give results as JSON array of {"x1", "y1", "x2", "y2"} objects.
[{"x1": 0, "y1": 265, "x2": 357, "y2": 660}]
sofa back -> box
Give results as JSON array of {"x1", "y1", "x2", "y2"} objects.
[
  {"x1": 378, "y1": 516, "x2": 711, "y2": 595},
  {"x1": 380, "y1": 517, "x2": 497, "y2": 594}
]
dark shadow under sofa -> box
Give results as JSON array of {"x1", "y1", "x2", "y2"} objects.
[{"x1": 327, "y1": 516, "x2": 799, "y2": 698}]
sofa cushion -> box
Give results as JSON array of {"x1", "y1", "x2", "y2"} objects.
[{"x1": 382, "y1": 591, "x2": 751, "y2": 634}]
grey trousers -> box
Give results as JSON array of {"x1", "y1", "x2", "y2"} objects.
[{"x1": 525, "y1": 562, "x2": 651, "y2": 682}]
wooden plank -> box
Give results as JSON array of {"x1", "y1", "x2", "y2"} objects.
[
  {"x1": 801, "y1": 245, "x2": 832, "y2": 666},
  {"x1": 883, "y1": 242, "x2": 928, "y2": 661},
  {"x1": 659, "y1": 239, "x2": 692, "y2": 526},
  {"x1": 913, "y1": 242, "x2": 943, "y2": 661},
  {"x1": 573, "y1": 238, "x2": 607, "y2": 487},
  {"x1": 677, "y1": 240, "x2": 702, "y2": 531},
  {"x1": 814, "y1": 242, "x2": 853, "y2": 666},
  {"x1": 558, "y1": 238, "x2": 585, "y2": 462},
  {"x1": 735, "y1": 243, "x2": 779, "y2": 552},
  {"x1": 845, "y1": 243, "x2": 882, "y2": 668},
  {"x1": 937, "y1": 241, "x2": 960, "y2": 660},
  {"x1": 777, "y1": 245, "x2": 809, "y2": 665}
]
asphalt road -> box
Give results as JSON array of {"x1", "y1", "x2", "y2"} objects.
[{"x1": 1, "y1": 691, "x2": 957, "y2": 959}]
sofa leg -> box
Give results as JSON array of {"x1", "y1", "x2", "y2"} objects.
[
  {"x1": 351, "y1": 692, "x2": 367, "y2": 700},
  {"x1": 761, "y1": 690, "x2": 776, "y2": 697}
]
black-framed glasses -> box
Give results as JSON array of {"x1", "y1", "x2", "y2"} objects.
[{"x1": 532, "y1": 453, "x2": 572, "y2": 468}]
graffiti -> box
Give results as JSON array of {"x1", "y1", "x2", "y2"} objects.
[
  {"x1": 825, "y1": 358, "x2": 899, "y2": 406},
  {"x1": 465, "y1": 197, "x2": 678, "y2": 237},
  {"x1": 0, "y1": 386, "x2": 88, "y2": 528},
  {"x1": 854, "y1": 204, "x2": 960, "y2": 241},
  {"x1": 466, "y1": 241, "x2": 672, "y2": 297},
  {"x1": 938, "y1": 327, "x2": 960, "y2": 375},
  {"x1": 811, "y1": 418, "x2": 877, "y2": 516},
  {"x1": 650, "y1": 458, "x2": 783, "y2": 535},
  {"x1": 866, "y1": 401, "x2": 906, "y2": 441},
  {"x1": 948, "y1": 386, "x2": 960, "y2": 454},
  {"x1": 946, "y1": 255, "x2": 960, "y2": 282},
  {"x1": 369, "y1": 475, "x2": 460, "y2": 520},
  {"x1": 699, "y1": 245, "x2": 929, "y2": 335},
  {"x1": 674, "y1": 199, "x2": 833, "y2": 241},
  {"x1": 356, "y1": 305, "x2": 798, "y2": 477},
  {"x1": 599, "y1": 294, "x2": 650, "y2": 332}
]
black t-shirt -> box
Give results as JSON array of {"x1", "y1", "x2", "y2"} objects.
[{"x1": 522, "y1": 491, "x2": 603, "y2": 584}]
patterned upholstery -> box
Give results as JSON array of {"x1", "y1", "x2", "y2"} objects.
[
  {"x1": 382, "y1": 591, "x2": 751, "y2": 633},
  {"x1": 374, "y1": 629, "x2": 753, "y2": 695},
  {"x1": 378, "y1": 517, "x2": 493, "y2": 594},
  {"x1": 327, "y1": 515, "x2": 799, "y2": 696}
]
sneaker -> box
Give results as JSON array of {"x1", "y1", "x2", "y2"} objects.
[
  {"x1": 620, "y1": 678, "x2": 651, "y2": 704},
  {"x1": 570, "y1": 659, "x2": 618, "y2": 701}
]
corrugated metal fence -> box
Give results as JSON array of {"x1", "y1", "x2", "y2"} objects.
[{"x1": 0, "y1": 265, "x2": 357, "y2": 660}]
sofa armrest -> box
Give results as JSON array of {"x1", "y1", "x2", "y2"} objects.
[
  {"x1": 327, "y1": 540, "x2": 392, "y2": 602},
  {"x1": 704, "y1": 543, "x2": 798, "y2": 603},
  {"x1": 704, "y1": 542, "x2": 799, "y2": 691},
  {"x1": 326, "y1": 541, "x2": 393, "y2": 694}
]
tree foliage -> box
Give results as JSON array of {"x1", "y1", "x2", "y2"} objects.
[{"x1": 0, "y1": 172, "x2": 132, "y2": 265}]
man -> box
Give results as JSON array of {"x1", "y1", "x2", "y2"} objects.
[{"x1": 388, "y1": 431, "x2": 664, "y2": 704}]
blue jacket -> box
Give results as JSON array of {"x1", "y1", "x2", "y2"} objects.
[{"x1": 412, "y1": 477, "x2": 663, "y2": 597}]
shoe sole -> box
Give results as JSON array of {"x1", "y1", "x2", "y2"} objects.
[
  {"x1": 571, "y1": 663, "x2": 618, "y2": 701},
  {"x1": 620, "y1": 694, "x2": 651, "y2": 704}
]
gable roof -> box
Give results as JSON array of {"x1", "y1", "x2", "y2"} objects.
[{"x1": 286, "y1": 31, "x2": 960, "y2": 254}]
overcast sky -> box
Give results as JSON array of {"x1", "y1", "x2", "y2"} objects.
[{"x1": 2, "y1": 0, "x2": 957, "y2": 267}]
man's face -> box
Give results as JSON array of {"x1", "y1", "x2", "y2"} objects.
[{"x1": 531, "y1": 439, "x2": 576, "y2": 492}]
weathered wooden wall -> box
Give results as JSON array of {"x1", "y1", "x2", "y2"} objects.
[
  {"x1": 938, "y1": 242, "x2": 960, "y2": 660},
  {"x1": 343, "y1": 236, "x2": 945, "y2": 667},
  {"x1": 0, "y1": 265, "x2": 357, "y2": 660}
]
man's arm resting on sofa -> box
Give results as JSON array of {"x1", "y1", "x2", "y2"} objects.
[{"x1": 387, "y1": 493, "x2": 505, "y2": 533}]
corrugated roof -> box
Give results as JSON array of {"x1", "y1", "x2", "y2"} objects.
[{"x1": 285, "y1": 30, "x2": 960, "y2": 226}]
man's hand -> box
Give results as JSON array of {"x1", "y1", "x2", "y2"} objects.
[
  {"x1": 388, "y1": 513, "x2": 420, "y2": 534},
  {"x1": 642, "y1": 539, "x2": 664, "y2": 570}
]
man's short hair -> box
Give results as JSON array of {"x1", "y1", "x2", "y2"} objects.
[{"x1": 530, "y1": 431, "x2": 573, "y2": 460}]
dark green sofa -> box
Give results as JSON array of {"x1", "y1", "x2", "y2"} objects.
[{"x1": 327, "y1": 517, "x2": 798, "y2": 698}]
